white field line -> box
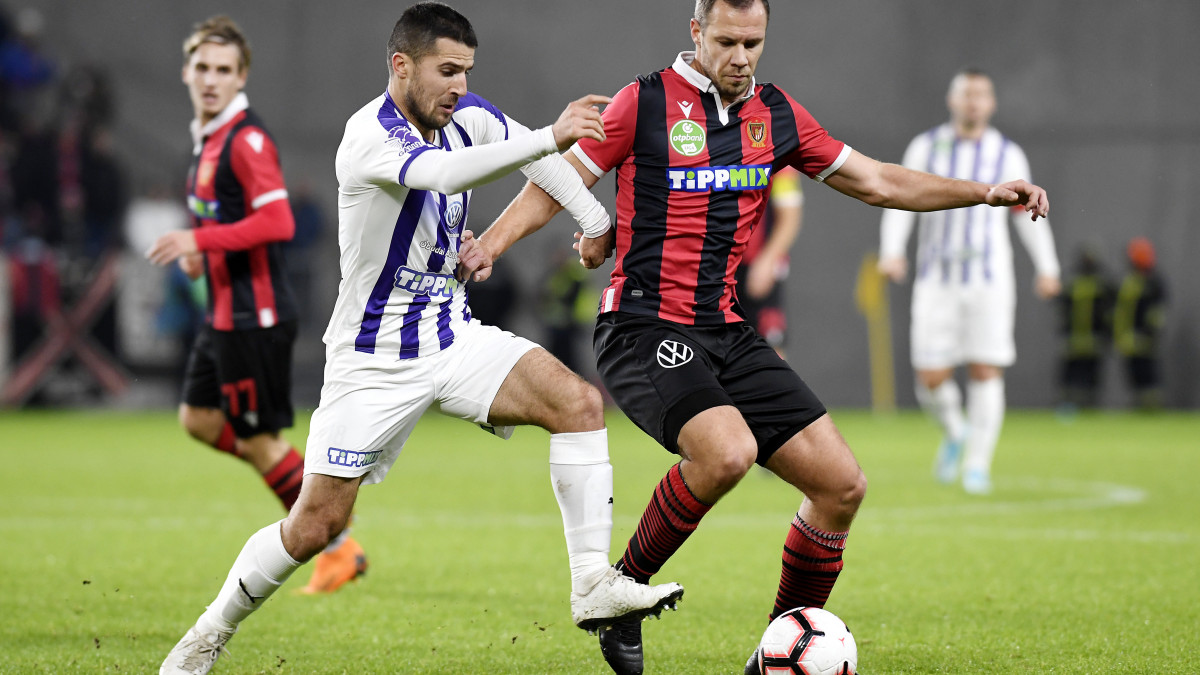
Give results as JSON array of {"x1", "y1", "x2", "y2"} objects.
[{"x1": 8, "y1": 477, "x2": 1186, "y2": 545}]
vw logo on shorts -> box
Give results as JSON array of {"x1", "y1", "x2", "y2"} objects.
[{"x1": 656, "y1": 340, "x2": 693, "y2": 368}]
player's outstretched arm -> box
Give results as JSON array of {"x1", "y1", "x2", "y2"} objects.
[
  {"x1": 459, "y1": 152, "x2": 602, "y2": 283},
  {"x1": 825, "y1": 150, "x2": 1049, "y2": 219},
  {"x1": 404, "y1": 94, "x2": 610, "y2": 196}
]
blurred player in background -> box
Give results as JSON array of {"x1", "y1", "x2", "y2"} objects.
[
  {"x1": 160, "y1": 4, "x2": 682, "y2": 673},
  {"x1": 457, "y1": 2, "x2": 1051, "y2": 672},
  {"x1": 735, "y1": 165, "x2": 803, "y2": 358},
  {"x1": 878, "y1": 68, "x2": 1061, "y2": 495},
  {"x1": 1114, "y1": 237, "x2": 1167, "y2": 410},
  {"x1": 145, "y1": 15, "x2": 365, "y2": 596},
  {"x1": 1057, "y1": 247, "x2": 1114, "y2": 413}
]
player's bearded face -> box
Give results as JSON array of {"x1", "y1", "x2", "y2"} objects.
[
  {"x1": 692, "y1": 2, "x2": 767, "y2": 104},
  {"x1": 403, "y1": 39, "x2": 474, "y2": 135}
]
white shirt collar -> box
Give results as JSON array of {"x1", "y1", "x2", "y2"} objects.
[
  {"x1": 190, "y1": 92, "x2": 250, "y2": 152},
  {"x1": 670, "y1": 51, "x2": 757, "y2": 117}
]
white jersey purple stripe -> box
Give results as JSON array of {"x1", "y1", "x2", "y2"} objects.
[{"x1": 326, "y1": 91, "x2": 515, "y2": 360}]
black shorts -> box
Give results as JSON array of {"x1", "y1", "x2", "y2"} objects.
[
  {"x1": 593, "y1": 313, "x2": 826, "y2": 465},
  {"x1": 182, "y1": 322, "x2": 297, "y2": 438}
]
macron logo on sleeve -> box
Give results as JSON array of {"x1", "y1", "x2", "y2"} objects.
[{"x1": 245, "y1": 130, "x2": 264, "y2": 153}]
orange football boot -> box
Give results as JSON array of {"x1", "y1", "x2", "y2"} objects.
[{"x1": 298, "y1": 536, "x2": 368, "y2": 594}]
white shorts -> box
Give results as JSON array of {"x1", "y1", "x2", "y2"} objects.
[
  {"x1": 910, "y1": 282, "x2": 1015, "y2": 370},
  {"x1": 304, "y1": 321, "x2": 538, "y2": 485}
]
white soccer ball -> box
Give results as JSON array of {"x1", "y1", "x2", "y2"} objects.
[{"x1": 754, "y1": 606, "x2": 857, "y2": 675}]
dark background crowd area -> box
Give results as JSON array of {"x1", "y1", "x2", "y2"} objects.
[{"x1": 1, "y1": 1, "x2": 1197, "y2": 411}]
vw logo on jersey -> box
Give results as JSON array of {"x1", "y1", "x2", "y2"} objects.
[
  {"x1": 656, "y1": 340, "x2": 694, "y2": 369},
  {"x1": 669, "y1": 119, "x2": 706, "y2": 157},
  {"x1": 444, "y1": 200, "x2": 464, "y2": 231}
]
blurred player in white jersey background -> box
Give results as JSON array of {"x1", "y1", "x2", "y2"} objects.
[{"x1": 878, "y1": 68, "x2": 1061, "y2": 495}]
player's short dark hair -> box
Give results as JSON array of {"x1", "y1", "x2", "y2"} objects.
[
  {"x1": 183, "y1": 15, "x2": 251, "y2": 72},
  {"x1": 694, "y1": 0, "x2": 770, "y2": 29},
  {"x1": 388, "y1": 2, "x2": 478, "y2": 64}
]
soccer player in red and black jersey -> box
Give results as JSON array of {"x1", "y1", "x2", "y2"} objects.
[
  {"x1": 459, "y1": 1, "x2": 1049, "y2": 672},
  {"x1": 146, "y1": 16, "x2": 366, "y2": 595}
]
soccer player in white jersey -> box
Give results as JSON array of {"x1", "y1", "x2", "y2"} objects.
[
  {"x1": 878, "y1": 68, "x2": 1061, "y2": 495},
  {"x1": 161, "y1": 4, "x2": 682, "y2": 673}
]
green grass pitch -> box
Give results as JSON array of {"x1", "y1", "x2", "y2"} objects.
[{"x1": 1, "y1": 408, "x2": 1197, "y2": 673}]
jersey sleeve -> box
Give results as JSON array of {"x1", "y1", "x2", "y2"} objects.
[
  {"x1": 194, "y1": 126, "x2": 296, "y2": 253},
  {"x1": 353, "y1": 122, "x2": 439, "y2": 188},
  {"x1": 777, "y1": 92, "x2": 849, "y2": 182},
  {"x1": 570, "y1": 80, "x2": 639, "y2": 177},
  {"x1": 229, "y1": 126, "x2": 288, "y2": 210}
]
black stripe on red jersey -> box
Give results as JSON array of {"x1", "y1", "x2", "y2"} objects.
[
  {"x1": 760, "y1": 85, "x2": 801, "y2": 167},
  {"x1": 191, "y1": 109, "x2": 297, "y2": 331},
  {"x1": 622, "y1": 72, "x2": 671, "y2": 315},
  {"x1": 693, "y1": 92, "x2": 746, "y2": 320}
]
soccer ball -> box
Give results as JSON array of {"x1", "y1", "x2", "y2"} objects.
[{"x1": 752, "y1": 606, "x2": 857, "y2": 675}]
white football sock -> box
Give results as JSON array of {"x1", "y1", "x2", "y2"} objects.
[
  {"x1": 964, "y1": 377, "x2": 1005, "y2": 475},
  {"x1": 549, "y1": 429, "x2": 613, "y2": 595},
  {"x1": 915, "y1": 379, "x2": 966, "y2": 442},
  {"x1": 196, "y1": 520, "x2": 301, "y2": 634}
]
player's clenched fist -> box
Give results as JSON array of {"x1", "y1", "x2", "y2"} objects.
[{"x1": 551, "y1": 94, "x2": 611, "y2": 150}]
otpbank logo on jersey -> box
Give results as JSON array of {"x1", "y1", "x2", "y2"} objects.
[
  {"x1": 187, "y1": 194, "x2": 220, "y2": 220},
  {"x1": 669, "y1": 119, "x2": 707, "y2": 156},
  {"x1": 393, "y1": 266, "x2": 461, "y2": 298},
  {"x1": 327, "y1": 447, "x2": 382, "y2": 469},
  {"x1": 666, "y1": 165, "x2": 772, "y2": 193}
]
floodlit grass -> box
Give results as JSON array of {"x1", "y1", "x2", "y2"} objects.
[{"x1": 1, "y1": 408, "x2": 1197, "y2": 673}]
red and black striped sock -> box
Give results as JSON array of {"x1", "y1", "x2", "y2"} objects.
[
  {"x1": 213, "y1": 423, "x2": 239, "y2": 456},
  {"x1": 263, "y1": 448, "x2": 304, "y2": 511},
  {"x1": 771, "y1": 514, "x2": 848, "y2": 619},
  {"x1": 617, "y1": 463, "x2": 712, "y2": 584}
]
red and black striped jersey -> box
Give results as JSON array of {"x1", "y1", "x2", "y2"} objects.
[
  {"x1": 186, "y1": 93, "x2": 297, "y2": 331},
  {"x1": 574, "y1": 53, "x2": 849, "y2": 325}
]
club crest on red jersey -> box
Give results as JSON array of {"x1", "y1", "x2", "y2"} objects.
[
  {"x1": 196, "y1": 160, "x2": 216, "y2": 187},
  {"x1": 746, "y1": 118, "x2": 767, "y2": 148}
]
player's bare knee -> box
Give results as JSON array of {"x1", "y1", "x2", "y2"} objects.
[
  {"x1": 547, "y1": 378, "x2": 605, "y2": 432},
  {"x1": 846, "y1": 470, "x2": 867, "y2": 510},
  {"x1": 918, "y1": 370, "x2": 951, "y2": 390},
  {"x1": 179, "y1": 405, "x2": 218, "y2": 442},
  {"x1": 707, "y1": 443, "x2": 758, "y2": 492},
  {"x1": 831, "y1": 469, "x2": 867, "y2": 519},
  {"x1": 570, "y1": 382, "x2": 605, "y2": 429}
]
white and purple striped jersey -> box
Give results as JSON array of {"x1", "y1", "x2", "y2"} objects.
[
  {"x1": 880, "y1": 124, "x2": 1059, "y2": 291},
  {"x1": 325, "y1": 90, "x2": 557, "y2": 359}
]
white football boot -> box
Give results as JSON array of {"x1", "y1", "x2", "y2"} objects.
[
  {"x1": 160, "y1": 623, "x2": 235, "y2": 674},
  {"x1": 571, "y1": 566, "x2": 684, "y2": 632}
]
